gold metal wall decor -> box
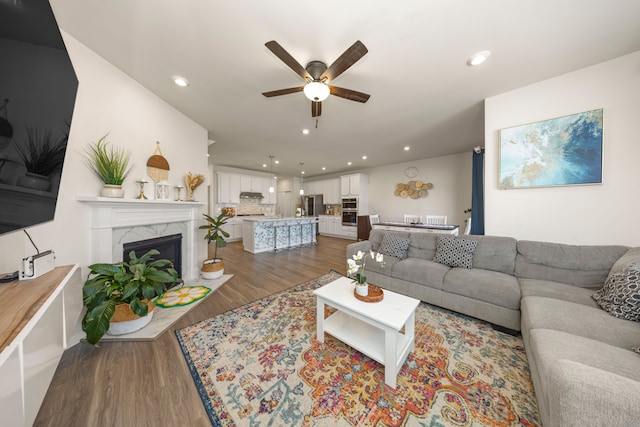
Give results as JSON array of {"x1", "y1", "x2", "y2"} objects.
[{"x1": 395, "y1": 181, "x2": 433, "y2": 199}]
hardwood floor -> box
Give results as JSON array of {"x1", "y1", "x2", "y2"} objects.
[{"x1": 34, "y1": 236, "x2": 351, "y2": 427}]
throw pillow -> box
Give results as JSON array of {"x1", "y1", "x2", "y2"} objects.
[
  {"x1": 592, "y1": 263, "x2": 640, "y2": 322},
  {"x1": 378, "y1": 233, "x2": 411, "y2": 260},
  {"x1": 433, "y1": 236, "x2": 478, "y2": 269}
]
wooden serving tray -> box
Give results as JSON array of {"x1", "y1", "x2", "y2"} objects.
[{"x1": 354, "y1": 285, "x2": 384, "y2": 303}]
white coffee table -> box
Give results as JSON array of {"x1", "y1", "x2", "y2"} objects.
[{"x1": 313, "y1": 276, "x2": 420, "y2": 389}]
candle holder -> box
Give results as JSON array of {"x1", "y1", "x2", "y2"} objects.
[
  {"x1": 136, "y1": 179, "x2": 148, "y2": 199},
  {"x1": 174, "y1": 185, "x2": 184, "y2": 201}
]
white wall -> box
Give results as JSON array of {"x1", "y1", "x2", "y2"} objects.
[
  {"x1": 366, "y1": 153, "x2": 472, "y2": 228},
  {"x1": 485, "y1": 51, "x2": 640, "y2": 245},
  {"x1": 0, "y1": 31, "x2": 208, "y2": 274}
]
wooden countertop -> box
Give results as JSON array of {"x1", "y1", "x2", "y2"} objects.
[{"x1": 0, "y1": 265, "x2": 73, "y2": 353}]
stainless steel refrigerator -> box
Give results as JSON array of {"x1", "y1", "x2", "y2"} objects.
[{"x1": 304, "y1": 195, "x2": 324, "y2": 217}]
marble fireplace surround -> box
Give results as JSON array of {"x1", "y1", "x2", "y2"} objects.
[{"x1": 77, "y1": 197, "x2": 204, "y2": 280}]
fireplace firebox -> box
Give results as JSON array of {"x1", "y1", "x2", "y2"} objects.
[{"x1": 123, "y1": 234, "x2": 183, "y2": 280}]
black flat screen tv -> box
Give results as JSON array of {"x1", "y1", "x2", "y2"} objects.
[{"x1": 0, "y1": 0, "x2": 78, "y2": 235}]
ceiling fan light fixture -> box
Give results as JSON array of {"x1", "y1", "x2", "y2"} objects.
[{"x1": 303, "y1": 81, "x2": 330, "y2": 102}]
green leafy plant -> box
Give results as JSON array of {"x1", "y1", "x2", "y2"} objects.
[
  {"x1": 81, "y1": 134, "x2": 133, "y2": 185},
  {"x1": 199, "y1": 213, "x2": 231, "y2": 260},
  {"x1": 82, "y1": 249, "x2": 182, "y2": 345},
  {"x1": 15, "y1": 126, "x2": 68, "y2": 176}
]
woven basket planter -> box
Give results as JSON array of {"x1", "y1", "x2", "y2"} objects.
[{"x1": 202, "y1": 258, "x2": 224, "y2": 280}]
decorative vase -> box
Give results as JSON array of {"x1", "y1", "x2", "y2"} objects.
[
  {"x1": 101, "y1": 184, "x2": 124, "y2": 198},
  {"x1": 16, "y1": 172, "x2": 50, "y2": 191},
  {"x1": 355, "y1": 282, "x2": 369, "y2": 296},
  {"x1": 107, "y1": 300, "x2": 155, "y2": 336},
  {"x1": 201, "y1": 258, "x2": 224, "y2": 279}
]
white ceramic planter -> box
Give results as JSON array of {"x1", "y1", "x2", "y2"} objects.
[
  {"x1": 107, "y1": 310, "x2": 154, "y2": 336},
  {"x1": 201, "y1": 258, "x2": 224, "y2": 280},
  {"x1": 355, "y1": 283, "x2": 369, "y2": 296},
  {"x1": 101, "y1": 184, "x2": 124, "y2": 198}
]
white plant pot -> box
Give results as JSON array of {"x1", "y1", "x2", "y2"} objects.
[
  {"x1": 107, "y1": 310, "x2": 154, "y2": 336},
  {"x1": 355, "y1": 283, "x2": 369, "y2": 296},
  {"x1": 201, "y1": 258, "x2": 224, "y2": 280},
  {"x1": 101, "y1": 184, "x2": 124, "y2": 198}
]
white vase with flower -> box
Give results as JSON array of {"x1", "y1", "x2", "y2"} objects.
[{"x1": 347, "y1": 250, "x2": 385, "y2": 296}]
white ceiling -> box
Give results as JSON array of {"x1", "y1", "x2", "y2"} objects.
[{"x1": 49, "y1": 0, "x2": 640, "y2": 178}]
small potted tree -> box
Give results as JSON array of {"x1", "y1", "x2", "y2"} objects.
[
  {"x1": 81, "y1": 134, "x2": 134, "y2": 198},
  {"x1": 82, "y1": 249, "x2": 182, "y2": 345},
  {"x1": 199, "y1": 212, "x2": 231, "y2": 279}
]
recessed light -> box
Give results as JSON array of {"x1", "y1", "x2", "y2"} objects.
[
  {"x1": 275, "y1": 160, "x2": 279, "y2": 164},
  {"x1": 172, "y1": 76, "x2": 190, "y2": 87},
  {"x1": 301, "y1": 171, "x2": 305, "y2": 174},
  {"x1": 404, "y1": 146, "x2": 410, "y2": 151},
  {"x1": 467, "y1": 50, "x2": 491, "y2": 66},
  {"x1": 262, "y1": 164, "x2": 267, "y2": 168},
  {"x1": 362, "y1": 155, "x2": 367, "y2": 160},
  {"x1": 322, "y1": 166, "x2": 326, "y2": 171},
  {"x1": 302, "y1": 129, "x2": 310, "y2": 135},
  {"x1": 347, "y1": 161, "x2": 352, "y2": 166}
]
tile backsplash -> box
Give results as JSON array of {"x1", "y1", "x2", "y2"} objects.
[{"x1": 219, "y1": 198, "x2": 275, "y2": 216}]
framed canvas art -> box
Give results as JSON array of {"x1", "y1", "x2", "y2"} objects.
[{"x1": 499, "y1": 108, "x2": 603, "y2": 189}]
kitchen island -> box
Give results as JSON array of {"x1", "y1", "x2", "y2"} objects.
[{"x1": 243, "y1": 217, "x2": 318, "y2": 253}]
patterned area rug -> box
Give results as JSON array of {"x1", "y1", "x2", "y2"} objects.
[{"x1": 176, "y1": 271, "x2": 540, "y2": 426}]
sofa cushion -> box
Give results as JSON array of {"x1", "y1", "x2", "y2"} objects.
[
  {"x1": 433, "y1": 236, "x2": 478, "y2": 268},
  {"x1": 593, "y1": 263, "x2": 640, "y2": 322},
  {"x1": 515, "y1": 240, "x2": 628, "y2": 288},
  {"x1": 378, "y1": 232, "x2": 411, "y2": 260},
  {"x1": 444, "y1": 268, "x2": 520, "y2": 310},
  {"x1": 519, "y1": 278, "x2": 600, "y2": 308},
  {"x1": 458, "y1": 235, "x2": 518, "y2": 275},
  {"x1": 369, "y1": 229, "x2": 409, "y2": 253},
  {"x1": 607, "y1": 247, "x2": 640, "y2": 281},
  {"x1": 521, "y1": 296, "x2": 640, "y2": 349},
  {"x1": 406, "y1": 233, "x2": 438, "y2": 260},
  {"x1": 391, "y1": 258, "x2": 450, "y2": 290}
]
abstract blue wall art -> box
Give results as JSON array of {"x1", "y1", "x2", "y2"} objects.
[{"x1": 499, "y1": 108, "x2": 603, "y2": 189}]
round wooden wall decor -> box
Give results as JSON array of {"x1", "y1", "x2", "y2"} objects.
[{"x1": 394, "y1": 181, "x2": 433, "y2": 198}]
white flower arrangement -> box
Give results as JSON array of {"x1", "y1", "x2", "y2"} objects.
[{"x1": 347, "y1": 250, "x2": 385, "y2": 285}]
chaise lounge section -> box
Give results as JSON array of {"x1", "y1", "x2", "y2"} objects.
[{"x1": 347, "y1": 229, "x2": 640, "y2": 426}]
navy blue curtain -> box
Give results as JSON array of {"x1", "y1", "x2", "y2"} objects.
[{"x1": 471, "y1": 149, "x2": 485, "y2": 235}]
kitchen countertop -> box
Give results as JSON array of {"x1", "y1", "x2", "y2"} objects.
[{"x1": 242, "y1": 216, "x2": 318, "y2": 222}]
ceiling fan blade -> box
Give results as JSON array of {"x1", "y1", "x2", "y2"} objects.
[
  {"x1": 262, "y1": 87, "x2": 304, "y2": 97},
  {"x1": 320, "y1": 40, "x2": 368, "y2": 82},
  {"x1": 265, "y1": 40, "x2": 311, "y2": 81},
  {"x1": 311, "y1": 101, "x2": 322, "y2": 117},
  {"x1": 329, "y1": 86, "x2": 371, "y2": 103}
]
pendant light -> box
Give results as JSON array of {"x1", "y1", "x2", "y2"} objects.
[
  {"x1": 268, "y1": 155, "x2": 275, "y2": 193},
  {"x1": 299, "y1": 162, "x2": 304, "y2": 196}
]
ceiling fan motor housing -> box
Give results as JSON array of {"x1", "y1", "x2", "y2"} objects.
[{"x1": 306, "y1": 61, "x2": 327, "y2": 81}]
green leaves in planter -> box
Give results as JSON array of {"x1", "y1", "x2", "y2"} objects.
[{"x1": 81, "y1": 249, "x2": 182, "y2": 346}]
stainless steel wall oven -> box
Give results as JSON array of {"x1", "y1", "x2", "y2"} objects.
[{"x1": 342, "y1": 210, "x2": 357, "y2": 226}]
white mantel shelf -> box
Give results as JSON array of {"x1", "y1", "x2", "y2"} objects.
[{"x1": 77, "y1": 196, "x2": 205, "y2": 280}]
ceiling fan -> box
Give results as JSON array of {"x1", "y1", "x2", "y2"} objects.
[{"x1": 262, "y1": 40, "x2": 370, "y2": 117}]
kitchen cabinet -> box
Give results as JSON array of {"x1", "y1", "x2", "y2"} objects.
[
  {"x1": 318, "y1": 215, "x2": 356, "y2": 240},
  {"x1": 260, "y1": 178, "x2": 276, "y2": 205},
  {"x1": 217, "y1": 172, "x2": 241, "y2": 203},
  {"x1": 323, "y1": 178, "x2": 341, "y2": 204},
  {"x1": 341, "y1": 173, "x2": 367, "y2": 196},
  {"x1": 221, "y1": 218, "x2": 244, "y2": 241},
  {"x1": 240, "y1": 175, "x2": 264, "y2": 192}
]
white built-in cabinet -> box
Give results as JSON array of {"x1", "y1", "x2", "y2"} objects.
[
  {"x1": 341, "y1": 173, "x2": 367, "y2": 197},
  {"x1": 302, "y1": 178, "x2": 341, "y2": 204},
  {"x1": 220, "y1": 217, "x2": 244, "y2": 241},
  {"x1": 0, "y1": 265, "x2": 82, "y2": 427},
  {"x1": 318, "y1": 215, "x2": 357, "y2": 240},
  {"x1": 217, "y1": 172, "x2": 275, "y2": 205},
  {"x1": 217, "y1": 172, "x2": 241, "y2": 204}
]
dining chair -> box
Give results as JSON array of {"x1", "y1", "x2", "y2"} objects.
[
  {"x1": 403, "y1": 214, "x2": 420, "y2": 224},
  {"x1": 464, "y1": 218, "x2": 472, "y2": 234},
  {"x1": 369, "y1": 214, "x2": 380, "y2": 224},
  {"x1": 425, "y1": 215, "x2": 447, "y2": 225}
]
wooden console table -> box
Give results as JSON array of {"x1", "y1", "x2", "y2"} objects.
[{"x1": 0, "y1": 265, "x2": 82, "y2": 426}]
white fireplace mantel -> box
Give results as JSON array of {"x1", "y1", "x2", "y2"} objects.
[{"x1": 77, "y1": 196, "x2": 205, "y2": 280}]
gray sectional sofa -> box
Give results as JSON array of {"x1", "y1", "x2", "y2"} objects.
[{"x1": 347, "y1": 229, "x2": 640, "y2": 427}]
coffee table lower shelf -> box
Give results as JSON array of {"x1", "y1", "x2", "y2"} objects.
[{"x1": 323, "y1": 311, "x2": 414, "y2": 386}]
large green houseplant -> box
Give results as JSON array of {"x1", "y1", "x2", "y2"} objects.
[
  {"x1": 81, "y1": 134, "x2": 133, "y2": 197},
  {"x1": 82, "y1": 249, "x2": 182, "y2": 345},
  {"x1": 199, "y1": 213, "x2": 231, "y2": 279}
]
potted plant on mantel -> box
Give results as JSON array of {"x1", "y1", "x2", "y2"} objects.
[
  {"x1": 82, "y1": 249, "x2": 182, "y2": 346},
  {"x1": 81, "y1": 134, "x2": 134, "y2": 198},
  {"x1": 199, "y1": 212, "x2": 231, "y2": 279}
]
